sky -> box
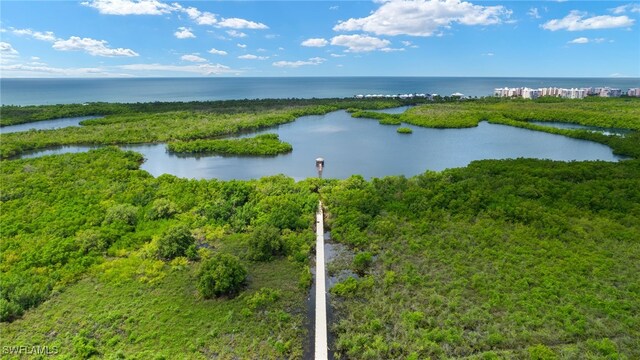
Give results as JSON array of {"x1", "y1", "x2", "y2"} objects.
[{"x1": 0, "y1": 0, "x2": 639, "y2": 78}]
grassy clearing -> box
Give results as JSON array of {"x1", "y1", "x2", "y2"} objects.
[{"x1": 1, "y1": 258, "x2": 306, "y2": 359}]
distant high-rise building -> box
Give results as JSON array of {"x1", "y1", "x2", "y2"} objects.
[
  {"x1": 493, "y1": 85, "x2": 611, "y2": 99},
  {"x1": 627, "y1": 88, "x2": 640, "y2": 97}
]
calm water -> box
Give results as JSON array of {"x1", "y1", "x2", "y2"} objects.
[
  {"x1": 2, "y1": 77, "x2": 639, "y2": 106},
  {"x1": 17, "y1": 110, "x2": 625, "y2": 180},
  {"x1": 0, "y1": 116, "x2": 101, "y2": 134}
]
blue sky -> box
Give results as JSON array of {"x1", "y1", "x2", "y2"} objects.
[{"x1": 1, "y1": 0, "x2": 639, "y2": 77}]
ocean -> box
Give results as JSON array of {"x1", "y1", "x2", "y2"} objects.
[{"x1": 1, "y1": 77, "x2": 639, "y2": 106}]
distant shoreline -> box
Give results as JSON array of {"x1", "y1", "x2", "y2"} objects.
[{"x1": 2, "y1": 77, "x2": 639, "y2": 106}]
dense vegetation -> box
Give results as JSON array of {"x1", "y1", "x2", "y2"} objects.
[
  {"x1": 0, "y1": 98, "x2": 423, "y2": 126},
  {"x1": 168, "y1": 134, "x2": 292, "y2": 156},
  {"x1": 396, "y1": 127, "x2": 413, "y2": 134},
  {"x1": 2, "y1": 97, "x2": 639, "y2": 358},
  {"x1": 321, "y1": 159, "x2": 640, "y2": 359},
  {"x1": 0, "y1": 148, "x2": 319, "y2": 358}
]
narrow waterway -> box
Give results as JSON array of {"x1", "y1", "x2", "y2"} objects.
[{"x1": 0, "y1": 116, "x2": 102, "y2": 134}]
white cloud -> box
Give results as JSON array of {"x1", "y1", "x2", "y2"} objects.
[
  {"x1": 226, "y1": 30, "x2": 247, "y2": 38},
  {"x1": 273, "y1": 57, "x2": 326, "y2": 68},
  {"x1": 401, "y1": 40, "x2": 419, "y2": 48},
  {"x1": 542, "y1": 10, "x2": 634, "y2": 31},
  {"x1": 8, "y1": 28, "x2": 139, "y2": 58},
  {"x1": 528, "y1": 7, "x2": 541, "y2": 19},
  {"x1": 174, "y1": 27, "x2": 195, "y2": 39},
  {"x1": 380, "y1": 48, "x2": 405, "y2": 52},
  {"x1": 330, "y1": 34, "x2": 391, "y2": 52},
  {"x1": 301, "y1": 38, "x2": 329, "y2": 47},
  {"x1": 217, "y1": 18, "x2": 268, "y2": 30},
  {"x1": 181, "y1": 54, "x2": 207, "y2": 62},
  {"x1": 329, "y1": 5, "x2": 339, "y2": 11},
  {"x1": 180, "y1": 5, "x2": 201, "y2": 19},
  {"x1": 81, "y1": 0, "x2": 173, "y2": 15},
  {"x1": 610, "y1": 3, "x2": 640, "y2": 15},
  {"x1": 52, "y1": 36, "x2": 139, "y2": 57},
  {"x1": 87, "y1": 1, "x2": 269, "y2": 32},
  {"x1": 333, "y1": 0, "x2": 512, "y2": 37},
  {"x1": 208, "y1": 48, "x2": 228, "y2": 56},
  {"x1": 330, "y1": 53, "x2": 346, "y2": 58},
  {"x1": 569, "y1": 37, "x2": 589, "y2": 44},
  {"x1": 172, "y1": 3, "x2": 217, "y2": 25},
  {"x1": 238, "y1": 54, "x2": 268, "y2": 60},
  {"x1": 0, "y1": 63, "x2": 116, "y2": 77},
  {"x1": 30, "y1": 56, "x2": 40, "y2": 60},
  {"x1": 237, "y1": 43, "x2": 247, "y2": 48},
  {"x1": 482, "y1": 52, "x2": 494, "y2": 56},
  {"x1": 0, "y1": 42, "x2": 19, "y2": 56},
  {"x1": 568, "y1": 37, "x2": 606, "y2": 44},
  {"x1": 119, "y1": 62, "x2": 235, "y2": 75},
  {"x1": 194, "y1": 12, "x2": 218, "y2": 25},
  {"x1": 11, "y1": 28, "x2": 57, "y2": 42}
]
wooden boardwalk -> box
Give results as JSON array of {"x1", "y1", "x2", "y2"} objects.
[{"x1": 315, "y1": 201, "x2": 328, "y2": 359}]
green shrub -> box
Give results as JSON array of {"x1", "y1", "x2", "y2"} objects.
[
  {"x1": 353, "y1": 251, "x2": 373, "y2": 275},
  {"x1": 197, "y1": 253, "x2": 247, "y2": 298},
  {"x1": 148, "y1": 198, "x2": 177, "y2": 219},
  {"x1": 528, "y1": 344, "x2": 557, "y2": 360},
  {"x1": 0, "y1": 298, "x2": 23, "y2": 322},
  {"x1": 397, "y1": 127, "x2": 413, "y2": 134},
  {"x1": 331, "y1": 277, "x2": 358, "y2": 297},
  {"x1": 247, "y1": 288, "x2": 281, "y2": 310},
  {"x1": 299, "y1": 266, "x2": 312, "y2": 288},
  {"x1": 73, "y1": 332, "x2": 99, "y2": 359},
  {"x1": 104, "y1": 204, "x2": 139, "y2": 226},
  {"x1": 75, "y1": 228, "x2": 109, "y2": 254},
  {"x1": 248, "y1": 225, "x2": 283, "y2": 261},
  {"x1": 185, "y1": 244, "x2": 200, "y2": 261},
  {"x1": 156, "y1": 225, "x2": 195, "y2": 260},
  {"x1": 587, "y1": 338, "x2": 618, "y2": 356}
]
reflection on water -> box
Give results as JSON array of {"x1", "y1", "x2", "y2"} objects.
[{"x1": 15, "y1": 109, "x2": 626, "y2": 180}]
